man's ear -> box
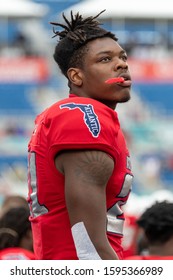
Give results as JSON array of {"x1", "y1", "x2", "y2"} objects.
[{"x1": 67, "y1": 68, "x2": 83, "y2": 87}]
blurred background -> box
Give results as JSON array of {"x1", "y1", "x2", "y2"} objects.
[{"x1": 0, "y1": 0, "x2": 173, "y2": 208}]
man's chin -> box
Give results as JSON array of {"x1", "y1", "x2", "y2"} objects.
[{"x1": 118, "y1": 95, "x2": 131, "y2": 103}]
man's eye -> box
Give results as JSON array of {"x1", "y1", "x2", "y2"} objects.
[
  {"x1": 100, "y1": 57, "x2": 111, "y2": 62},
  {"x1": 122, "y1": 55, "x2": 128, "y2": 61}
]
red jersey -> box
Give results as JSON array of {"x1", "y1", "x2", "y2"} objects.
[
  {"x1": 27, "y1": 94, "x2": 133, "y2": 259},
  {"x1": 0, "y1": 248, "x2": 35, "y2": 260},
  {"x1": 122, "y1": 214, "x2": 139, "y2": 258}
]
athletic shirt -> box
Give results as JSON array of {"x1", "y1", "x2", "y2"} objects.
[
  {"x1": 0, "y1": 248, "x2": 35, "y2": 260},
  {"x1": 27, "y1": 94, "x2": 133, "y2": 260}
]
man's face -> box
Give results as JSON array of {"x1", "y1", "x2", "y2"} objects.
[{"x1": 80, "y1": 37, "x2": 132, "y2": 108}]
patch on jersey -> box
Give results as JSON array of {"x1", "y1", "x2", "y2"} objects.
[{"x1": 60, "y1": 102, "x2": 101, "y2": 137}]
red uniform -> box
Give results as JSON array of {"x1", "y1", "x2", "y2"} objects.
[
  {"x1": 0, "y1": 248, "x2": 35, "y2": 260},
  {"x1": 27, "y1": 94, "x2": 133, "y2": 259},
  {"x1": 122, "y1": 214, "x2": 140, "y2": 258}
]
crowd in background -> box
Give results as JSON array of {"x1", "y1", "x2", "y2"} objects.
[{"x1": 0, "y1": 194, "x2": 173, "y2": 260}]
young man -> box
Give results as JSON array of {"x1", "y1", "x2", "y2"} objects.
[
  {"x1": 125, "y1": 201, "x2": 173, "y2": 260},
  {"x1": 27, "y1": 10, "x2": 133, "y2": 260}
]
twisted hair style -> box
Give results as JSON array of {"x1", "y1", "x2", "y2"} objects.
[
  {"x1": 50, "y1": 10, "x2": 117, "y2": 77},
  {"x1": 137, "y1": 201, "x2": 173, "y2": 244},
  {"x1": 0, "y1": 207, "x2": 31, "y2": 250}
]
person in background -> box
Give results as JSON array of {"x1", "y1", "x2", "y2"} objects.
[
  {"x1": 125, "y1": 200, "x2": 173, "y2": 259},
  {"x1": 0, "y1": 207, "x2": 35, "y2": 260},
  {"x1": 27, "y1": 10, "x2": 133, "y2": 260},
  {"x1": 0, "y1": 195, "x2": 29, "y2": 218}
]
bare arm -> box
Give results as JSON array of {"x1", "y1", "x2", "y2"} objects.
[{"x1": 55, "y1": 150, "x2": 118, "y2": 260}]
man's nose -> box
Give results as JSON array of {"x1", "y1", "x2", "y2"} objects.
[{"x1": 114, "y1": 59, "x2": 128, "y2": 71}]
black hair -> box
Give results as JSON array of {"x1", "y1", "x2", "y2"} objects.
[
  {"x1": 1, "y1": 195, "x2": 29, "y2": 213},
  {"x1": 137, "y1": 201, "x2": 173, "y2": 244},
  {"x1": 0, "y1": 207, "x2": 31, "y2": 250},
  {"x1": 50, "y1": 10, "x2": 117, "y2": 77}
]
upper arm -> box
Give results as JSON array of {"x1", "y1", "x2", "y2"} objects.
[
  {"x1": 55, "y1": 150, "x2": 114, "y2": 222},
  {"x1": 55, "y1": 150, "x2": 117, "y2": 258}
]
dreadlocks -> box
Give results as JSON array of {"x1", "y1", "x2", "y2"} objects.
[
  {"x1": 137, "y1": 201, "x2": 173, "y2": 244},
  {"x1": 50, "y1": 10, "x2": 117, "y2": 77}
]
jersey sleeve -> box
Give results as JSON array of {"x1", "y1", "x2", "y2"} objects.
[{"x1": 45, "y1": 98, "x2": 121, "y2": 166}]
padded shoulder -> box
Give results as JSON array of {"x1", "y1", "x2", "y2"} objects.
[{"x1": 43, "y1": 97, "x2": 120, "y2": 162}]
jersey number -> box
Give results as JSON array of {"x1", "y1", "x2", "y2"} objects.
[
  {"x1": 28, "y1": 152, "x2": 48, "y2": 218},
  {"x1": 107, "y1": 173, "x2": 133, "y2": 235}
]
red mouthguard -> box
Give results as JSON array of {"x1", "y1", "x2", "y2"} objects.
[{"x1": 105, "y1": 77, "x2": 125, "y2": 84}]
